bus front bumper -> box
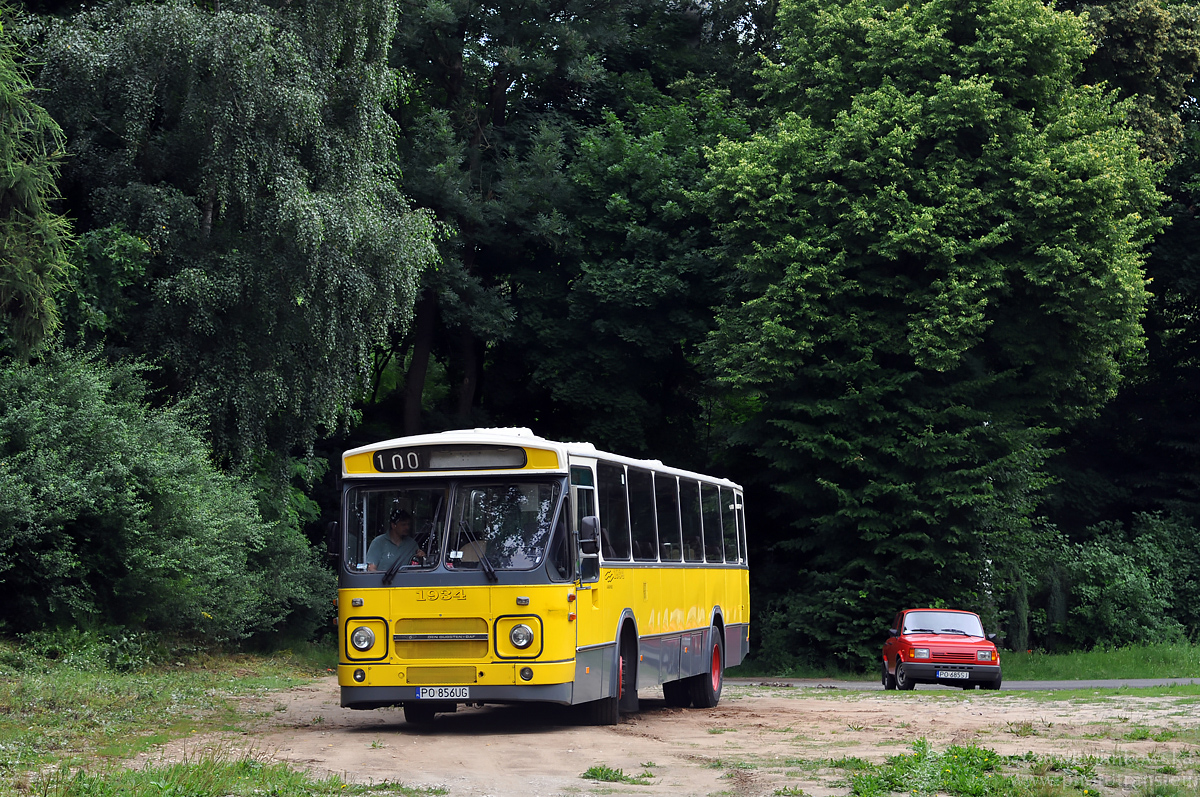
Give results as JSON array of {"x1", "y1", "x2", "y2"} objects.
[
  {"x1": 341, "y1": 682, "x2": 575, "y2": 708},
  {"x1": 338, "y1": 661, "x2": 578, "y2": 708}
]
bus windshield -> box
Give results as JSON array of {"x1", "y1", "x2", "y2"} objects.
[
  {"x1": 345, "y1": 484, "x2": 449, "y2": 573},
  {"x1": 446, "y1": 481, "x2": 563, "y2": 571},
  {"x1": 344, "y1": 480, "x2": 565, "y2": 575}
]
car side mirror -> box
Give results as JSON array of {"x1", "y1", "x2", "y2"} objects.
[
  {"x1": 580, "y1": 516, "x2": 600, "y2": 555},
  {"x1": 987, "y1": 633, "x2": 997, "y2": 641},
  {"x1": 888, "y1": 628, "x2": 898, "y2": 637},
  {"x1": 325, "y1": 520, "x2": 339, "y2": 560}
]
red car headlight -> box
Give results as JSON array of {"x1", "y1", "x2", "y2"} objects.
[
  {"x1": 977, "y1": 650, "x2": 994, "y2": 662},
  {"x1": 911, "y1": 648, "x2": 929, "y2": 659}
]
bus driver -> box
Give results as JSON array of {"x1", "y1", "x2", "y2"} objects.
[{"x1": 366, "y1": 507, "x2": 425, "y2": 571}]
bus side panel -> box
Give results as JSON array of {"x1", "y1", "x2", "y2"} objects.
[
  {"x1": 724, "y1": 568, "x2": 749, "y2": 668},
  {"x1": 636, "y1": 567, "x2": 664, "y2": 690}
]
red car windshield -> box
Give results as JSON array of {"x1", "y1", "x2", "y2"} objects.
[{"x1": 902, "y1": 611, "x2": 984, "y2": 637}]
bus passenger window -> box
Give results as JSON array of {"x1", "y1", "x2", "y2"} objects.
[
  {"x1": 720, "y1": 486, "x2": 739, "y2": 564},
  {"x1": 597, "y1": 462, "x2": 631, "y2": 560},
  {"x1": 680, "y1": 479, "x2": 703, "y2": 563},
  {"x1": 736, "y1": 493, "x2": 748, "y2": 565},
  {"x1": 701, "y1": 483, "x2": 723, "y2": 563},
  {"x1": 628, "y1": 468, "x2": 657, "y2": 561},
  {"x1": 655, "y1": 474, "x2": 682, "y2": 561}
]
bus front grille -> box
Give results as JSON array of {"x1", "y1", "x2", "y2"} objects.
[
  {"x1": 407, "y1": 666, "x2": 477, "y2": 684},
  {"x1": 393, "y1": 618, "x2": 489, "y2": 659}
]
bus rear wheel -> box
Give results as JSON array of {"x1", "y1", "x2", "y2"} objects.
[{"x1": 688, "y1": 626, "x2": 724, "y2": 708}]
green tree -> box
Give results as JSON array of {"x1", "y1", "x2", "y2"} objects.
[
  {"x1": 0, "y1": 348, "x2": 333, "y2": 641},
  {"x1": 1063, "y1": 0, "x2": 1200, "y2": 161},
  {"x1": 707, "y1": 0, "x2": 1165, "y2": 667},
  {"x1": 488, "y1": 78, "x2": 747, "y2": 458},
  {"x1": 0, "y1": 8, "x2": 72, "y2": 358},
  {"x1": 372, "y1": 0, "x2": 769, "y2": 438},
  {"x1": 35, "y1": 0, "x2": 437, "y2": 461}
]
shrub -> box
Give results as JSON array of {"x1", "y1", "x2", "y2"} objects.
[
  {"x1": 0, "y1": 348, "x2": 334, "y2": 641},
  {"x1": 1058, "y1": 513, "x2": 1193, "y2": 648}
]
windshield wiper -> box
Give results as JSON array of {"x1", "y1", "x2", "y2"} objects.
[
  {"x1": 938, "y1": 628, "x2": 971, "y2": 635},
  {"x1": 479, "y1": 553, "x2": 498, "y2": 583},
  {"x1": 907, "y1": 628, "x2": 936, "y2": 634},
  {"x1": 381, "y1": 555, "x2": 406, "y2": 585}
]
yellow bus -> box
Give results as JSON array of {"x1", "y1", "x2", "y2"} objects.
[{"x1": 335, "y1": 428, "x2": 749, "y2": 724}]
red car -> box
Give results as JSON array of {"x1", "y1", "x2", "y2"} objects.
[{"x1": 882, "y1": 608, "x2": 1001, "y2": 691}]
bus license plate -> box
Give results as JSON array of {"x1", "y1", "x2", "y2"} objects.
[
  {"x1": 416, "y1": 687, "x2": 469, "y2": 699},
  {"x1": 937, "y1": 670, "x2": 969, "y2": 679}
]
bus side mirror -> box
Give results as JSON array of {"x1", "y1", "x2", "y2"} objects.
[
  {"x1": 325, "y1": 520, "x2": 339, "y2": 560},
  {"x1": 579, "y1": 516, "x2": 600, "y2": 555}
]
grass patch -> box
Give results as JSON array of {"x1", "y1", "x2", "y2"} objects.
[
  {"x1": 1002, "y1": 643, "x2": 1200, "y2": 680},
  {"x1": 581, "y1": 764, "x2": 654, "y2": 785},
  {"x1": 736, "y1": 642, "x2": 1200, "y2": 682},
  {"x1": 0, "y1": 636, "x2": 335, "y2": 781},
  {"x1": 32, "y1": 755, "x2": 443, "y2": 796}
]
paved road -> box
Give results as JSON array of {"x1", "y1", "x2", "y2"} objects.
[{"x1": 727, "y1": 676, "x2": 1200, "y2": 691}]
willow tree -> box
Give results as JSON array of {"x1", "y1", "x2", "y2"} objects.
[
  {"x1": 0, "y1": 10, "x2": 72, "y2": 357},
  {"x1": 707, "y1": 0, "x2": 1165, "y2": 667},
  {"x1": 36, "y1": 0, "x2": 437, "y2": 461}
]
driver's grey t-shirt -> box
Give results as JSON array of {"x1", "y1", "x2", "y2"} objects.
[{"x1": 366, "y1": 533, "x2": 419, "y2": 569}]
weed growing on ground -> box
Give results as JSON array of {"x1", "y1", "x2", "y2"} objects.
[
  {"x1": 581, "y1": 764, "x2": 654, "y2": 785},
  {"x1": 33, "y1": 755, "x2": 445, "y2": 796}
]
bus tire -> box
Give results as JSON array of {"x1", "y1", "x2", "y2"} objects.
[
  {"x1": 403, "y1": 702, "x2": 436, "y2": 724},
  {"x1": 585, "y1": 696, "x2": 619, "y2": 725},
  {"x1": 618, "y1": 633, "x2": 639, "y2": 714},
  {"x1": 688, "y1": 626, "x2": 724, "y2": 708},
  {"x1": 662, "y1": 678, "x2": 691, "y2": 707}
]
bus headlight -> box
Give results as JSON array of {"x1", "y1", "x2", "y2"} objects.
[
  {"x1": 351, "y1": 626, "x2": 376, "y2": 651},
  {"x1": 510, "y1": 624, "x2": 534, "y2": 649}
]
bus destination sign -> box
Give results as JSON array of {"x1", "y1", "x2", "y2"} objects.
[{"x1": 371, "y1": 444, "x2": 528, "y2": 473}]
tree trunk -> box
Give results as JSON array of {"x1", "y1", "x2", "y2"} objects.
[
  {"x1": 402, "y1": 290, "x2": 437, "y2": 435},
  {"x1": 456, "y1": 325, "x2": 479, "y2": 422}
]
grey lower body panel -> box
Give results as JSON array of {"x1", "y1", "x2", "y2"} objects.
[
  {"x1": 573, "y1": 644, "x2": 614, "y2": 703},
  {"x1": 726, "y1": 623, "x2": 749, "y2": 668},
  {"x1": 342, "y1": 683, "x2": 575, "y2": 709},
  {"x1": 637, "y1": 624, "x2": 748, "y2": 687}
]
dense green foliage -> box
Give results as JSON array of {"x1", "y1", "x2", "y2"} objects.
[
  {"x1": 35, "y1": 0, "x2": 437, "y2": 460},
  {"x1": 0, "y1": 9, "x2": 71, "y2": 357},
  {"x1": 0, "y1": 349, "x2": 333, "y2": 640},
  {"x1": 0, "y1": 0, "x2": 1197, "y2": 667},
  {"x1": 705, "y1": 0, "x2": 1165, "y2": 667}
]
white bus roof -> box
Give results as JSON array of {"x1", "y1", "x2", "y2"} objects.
[{"x1": 342, "y1": 427, "x2": 743, "y2": 490}]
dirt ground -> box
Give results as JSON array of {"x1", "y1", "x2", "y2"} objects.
[{"x1": 135, "y1": 678, "x2": 1200, "y2": 796}]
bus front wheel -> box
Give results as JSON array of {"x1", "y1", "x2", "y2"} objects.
[
  {"x1": 688, "y1": 626, "x2": 724, "y2": 708},
  {"x1": 618, "y1": 634, "x2": 639, "y2": 714}
]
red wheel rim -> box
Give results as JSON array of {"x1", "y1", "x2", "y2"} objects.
[{"x1": 710, "y1": 643, "x2": 721, "y2": 693}]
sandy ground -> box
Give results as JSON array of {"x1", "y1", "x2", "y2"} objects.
[{"x1": 134, "y1": 678, "x2": 1200, "y2": 796}]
